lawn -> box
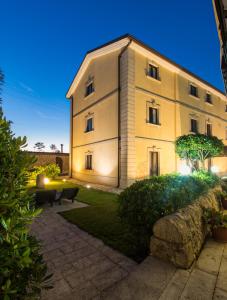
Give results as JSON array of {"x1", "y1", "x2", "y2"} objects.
[{"x1": 28, "y1": 179, "x2": 147, "y2": 262}]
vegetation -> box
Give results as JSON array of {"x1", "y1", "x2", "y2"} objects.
[
  {"x1": 118, "y1": 172, "x2": 220, "y2": 258},
  {"x1": 203, "y1": 208, "x2": 227, "y2": 229},
  {"x1": 49, "y1": 144, "x2": 57, "y2": 152},
  {"x1": 175, "y1": 134, "x2": 224, "y2": 170},
  {"x1": 33, "y1": 142, "x2": 45, "y2": 152},
  {"x1": 29, "y1": 163, "x2": 60, "y2": 180},
  {"x1": 0, "y1": 71, "x2": 51, "y2": 299}
]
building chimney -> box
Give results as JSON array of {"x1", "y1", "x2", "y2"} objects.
[{"x1": 61, "y1": 144, "x2": 63, "y2": 153}]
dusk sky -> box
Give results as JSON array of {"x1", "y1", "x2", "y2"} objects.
[{"x1": 0, "y1": 0, "x2": 224, "y2": 153}]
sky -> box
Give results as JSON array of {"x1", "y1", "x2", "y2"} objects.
[{"x1": 0, "y1": 0, "x2": 224, "y2": 152}]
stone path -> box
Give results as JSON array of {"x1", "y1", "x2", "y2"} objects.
[
  {"x1": 30, "y1": 201, "x2": 137, "y2": 300},
  {"x1": 104, "y1": 239, "x2": 227, "y2": 300},
  {"x1": 31, "y1": 200, "x2": 227, "y2": 300}
]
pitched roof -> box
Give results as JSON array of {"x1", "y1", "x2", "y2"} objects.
[{"x1": 66, "y1": 34, "x2": 226, "y2": 98}]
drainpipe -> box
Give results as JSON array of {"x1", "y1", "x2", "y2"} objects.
[
  {"x1": 117, "y1": 39, "x2": 132, "y2": 188},
  {"x1": 70, "y1": 96, "x2": 74, "y2": 177}
]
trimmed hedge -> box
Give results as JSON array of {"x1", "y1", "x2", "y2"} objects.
[{"x1": 118, "y1": 171, "x2": 220, "y2": 259}]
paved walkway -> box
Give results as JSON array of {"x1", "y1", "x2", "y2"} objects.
[
  {"x1": 30, "y1": 201, "x2": 137, "y2": 300},
  {"x1": 103, "y1": 239, "x2": 227, "y2": 300},
  {"x1": 31, "y1": 201, "x2": 227, "y2": 300}
]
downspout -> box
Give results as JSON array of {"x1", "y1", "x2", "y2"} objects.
[
  {"x1": 70, "y1": 96, "x2": 74, "y2": 177},
  {"x1": 117, "y1": 39, "x2": 132, "y2": 187}
]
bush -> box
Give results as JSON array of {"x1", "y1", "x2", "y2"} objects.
[
  {"x1": 30, "y1": 163, "x2": 60, "y2": 180},
  {"x1": 118, "y1": 172, "x2": 219, "y2": 259},
  {"x1": 0, "y1": 107, "x2": 52, "y2": 298}
]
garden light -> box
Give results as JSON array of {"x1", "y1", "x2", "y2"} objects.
[
  {"x1": 211, "y1": 165, "x2": 219, "y2": 173},
  {"x1": 86, "y1": 184, "x2": 91, "y2": 189},
  {"x1": 179, "y1": 164, "x2": 191, "y2": 175},
  {"x1": 62, "y1": 179, "x2": 66, "y2": 182},
  {"x1": 44, "y1": 177, "x2": 50, "y2": 184}
]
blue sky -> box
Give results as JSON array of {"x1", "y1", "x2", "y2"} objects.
[{"x1": 0, "y1": 0, "x2": 224, "y2": 152}]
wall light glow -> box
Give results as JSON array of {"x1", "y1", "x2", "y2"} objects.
[
  {"x1": 211, "y1": 165, "x2": 219, "y2": 173},
  {"x1": 179, "y1": 164, "x2": 191, "y2": 175}
]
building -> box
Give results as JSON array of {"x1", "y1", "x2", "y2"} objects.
[
  {"x1": 213, "y1": 0, "x2": 227, "y2": 91},
  {"x1": 66, "y1": 34, "x2": 227, "y2": 188}
]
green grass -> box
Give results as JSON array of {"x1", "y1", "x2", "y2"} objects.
[{"x1": 28, "y1": 179, "x2": 146, "y2": 262}]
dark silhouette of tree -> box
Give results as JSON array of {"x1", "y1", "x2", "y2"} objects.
[
  {"x1": 34, "y1": 142, "x2": 45, "y2": 152},
  {"x1": 50, "y1": 144, "x2": 57, "y2": 152}
]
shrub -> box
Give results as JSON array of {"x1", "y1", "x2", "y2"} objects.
[
  {"x1": 30, "y1": 163, "x2": 60, "y2": 180},
  {"x1": 118, "y1": 172, "x2": 219, "y2": 259},
  {"x1": 0, "y1": 108, "x2": 51, "y2": 298}
]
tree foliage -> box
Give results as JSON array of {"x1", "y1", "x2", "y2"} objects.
[
  {"x1": 49, "y1": 144, "x2": 57, "y2": 152},
  {"x1": 0, "y1": 70, "x2": 51, "y2": 299},
  {"x1": 34, "y1": 142, "x2": 45, "y2": 152},
  {"x1": 175, "y1": 134, "x2": 224, "y2": 169}
]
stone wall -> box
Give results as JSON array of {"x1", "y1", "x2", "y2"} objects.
[
  {"x1": 150, "y1": 187, "x2": 221, "y2": 269},
  {"x1": 27, "y1": 151, "x2": 69, "y2": 175}
]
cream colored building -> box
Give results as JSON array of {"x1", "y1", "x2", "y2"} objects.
[{"x1": 66, "y1": 34, "x2": 227, "y2": 188}]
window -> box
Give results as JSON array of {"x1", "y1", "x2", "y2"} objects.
[
  {"x1": 149, "y1": 152, "x2": 159, "y2": 176},
  {"x1": 85, "y1": 82, "x2": 94, "y2": 97},
  {"x1": 191, "y1": 119, "x2": 198, "y2": 133},
  {"x1": 148, "y1": 64, "x2": 159, "y2": 80},
  {"x1": 85, "y1": 154, "x2": 92, "y2": 170},
  {"x1": 85, "y1": 117, "x2": 93, "y2": 132},
  {"x1": 225, "y1": 105, "x2": 227, "y2": 113},
  {"x1": 205, "y1": 93, "x2": 212, "y2": 104},
  {"x1": 206, "y1": 123, "x2": 212, "y2": 136},
  {"x1": 149, "y1": 107, "x2": 159, "y2": 124},
  {"x1": 189, "y1": 84, "x2": 198, "y2": 97}
]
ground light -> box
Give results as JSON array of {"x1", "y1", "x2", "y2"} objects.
[
  {"x1": 62, "y1": 179, "x2": 66, "y2": 182},
  {"x1": 86, "y1": 184, "x2": 91, "y2": 189},
  {"x1": 44, "y1": 177, "x2": 50, "y2": 184}
]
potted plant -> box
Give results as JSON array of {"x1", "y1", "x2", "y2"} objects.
[{"x1": 203, "y1": 208, "x2": 227, "y2": 242}]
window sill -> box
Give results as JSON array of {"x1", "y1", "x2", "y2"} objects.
[
  {"x1": 146, "y1": 121, "x2": 161, "y2": 127},
  {"x1": 84, "y1": 91, "x2": 95, "y2": 99},
  {"x1": 205, "y1": 101, "x2": 213, "y2": 106},
  {"x1": 189, "y1": 94, "x2": 199, "y2": 100},
  {"x1": 146, "y1": 75, "x2": 161, "y2": 83},
  {"x1": 189, "y1": 131, "x2": 199, "y2": 134},
  {"x1": 84, "y1": 129, "x2": 94, "y2": 133}
]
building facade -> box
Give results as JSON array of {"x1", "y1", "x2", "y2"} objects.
[
  {"x1": 213, "y1": 0, "x2": 227, "y2": 91},
  {"x1": 66, "y1": 35, "x2": 227, "y2": 188}
]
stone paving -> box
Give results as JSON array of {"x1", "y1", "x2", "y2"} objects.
[
  {"x1": 104, "y1": 239, "x2": 227, "y2": 300},
  {"x1": 30, "y1": 200, "x2": 137, "y2": 300},
  {"x1": 31, "y1": 199, "x2": 227, "y2": 300}
]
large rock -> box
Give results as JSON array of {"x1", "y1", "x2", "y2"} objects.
[{"x1": 150, "y1": 188, "x2": 221, "y2": 269}]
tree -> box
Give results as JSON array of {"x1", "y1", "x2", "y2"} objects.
[
  {"x1": 0, "y1": 70, "x2": 51, "y2": 298},
  {"x1": 175, "y1": 134, "x2": 224, "y2": 170},
  {"x1": 50, "y1": 144, "x2": 57, "y2": 152},
  {"x1": 34, "y1": 142, "x2": 45, "y2": 151}
]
